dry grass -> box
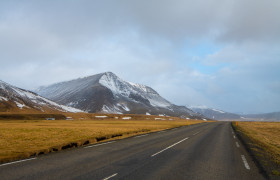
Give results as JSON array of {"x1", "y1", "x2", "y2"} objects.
[
  {"x1": 236, "y1": 121, "x2": 280, "y2": 165},
  {"x1": 0, "y1": 118, "x2": 205, "y2": 163}
]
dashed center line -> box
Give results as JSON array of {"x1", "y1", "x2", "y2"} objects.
[
  {"x1": 84, "y1": 141, "x2": 115, "y2": 149},
  {"x1": 0, "y1": 158, "x2": 36, "y2": 167},
  {"x1": 236, "y1": 142, "x2": 240, "y2": 148},
  {"x1": 151, "y1": 137, "x2": 189, "y2": 157},
  {"x1": 193, "y1": 131, "x2": 200, "y2": 135},
  {"x1": 157, "y1": 130, "x2": 166, "y2": 134},
  {"x1": 103, "y1": 173, "x2": 118, "y2": 180},
  {"x1": 233, "y1": 135, "x2": 236, "y2": 139},
  {"x1": 133, "y1": 134, "x2": 148, "y2": 138},
  {"x1": 241, "y1": 155, "x2": 250, "y2": 170}
]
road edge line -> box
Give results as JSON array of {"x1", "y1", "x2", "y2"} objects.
[
  {"x1": 231, "y1": 122, "x2": 269, "y2": 179},
  {"x1": 0, "y1": 157, "x2": 36, "y2": 167}
]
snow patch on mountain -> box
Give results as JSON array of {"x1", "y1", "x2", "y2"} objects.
[
  {"x1": 17, "y1": 88, "x2": 82, "y2": 112},
  {"x1": 117, "y1": 103, "x2": 130, "y2": 111},
  {"x1": 15, "y1": 101, "x2": 26, "y2": 109},
  {"x1": 148, "y1": 97, "x2": 170, "y2": 108},
  {"x1": 57, "y1": 104, "x2": 83, "y2": 113},
  {"x1": 189, "y1": 105, "x2": 225, "y2": 113},
  {"x1": 67, "y1": 102, "x2": 79, "y2": 107},
  {"x1": 0, "y1": 96, "x2": 8, "y2": 101},
  {"x1": 188, "y1": 105, "x2": 209, "y2": 109},
  {"x1": 128, "y1": 82, "x2": 149, "y2": 93},
  {"x1": 99, "y1": 73, "x2": 129, "y2": 96},
  {"x1": 99, "y1": 72, "x2": 171, "y2": 108},
  {"x1": 211, "y1": 108, "x2": 225, "y2": 113},
  {"x1": 102, "y1": 105, "x2": 123, "y2": 114}
]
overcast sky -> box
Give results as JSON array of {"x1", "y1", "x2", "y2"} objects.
[{"x1": 1, "y1": 0, "x2": 280, "y2": 114}]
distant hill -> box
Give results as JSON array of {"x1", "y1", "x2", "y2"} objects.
[
  {"x1": 189, "y1": 106, "x2": 241, "y2": 120},
  {"x1": 0, "y1": 80, "x2": 82, "y2": 113},
  {"x1": 244, "y1": 112, "x2": 280, "y2": 121},
  {"x1": 189, "y1": 105, "x2": 280, "y2": 121},
  {"x1": 36, "y1": 72, "x2": 204, "y2": 119}
]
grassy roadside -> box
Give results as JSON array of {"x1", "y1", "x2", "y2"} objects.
[
  {"x1": 232, "y1": 121, "x2": 280, "y2": 177},
  {"x1": 0, "y1": 119, "x2": 205, "y2": 163}
]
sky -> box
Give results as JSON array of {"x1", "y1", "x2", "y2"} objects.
[{"x1": 0, "y1": 0, "x2": 280, "y2": 114}]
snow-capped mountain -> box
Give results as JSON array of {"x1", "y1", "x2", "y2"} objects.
[
  {"x1": 36, "y1": 72, "x2": 203, "y2": 118},
  {"x1": 189, "y1": 105, "x2": 241, "y2": 120},
  {"x1": 0, "y1": 80, "x2": 82, "y2": 113}
]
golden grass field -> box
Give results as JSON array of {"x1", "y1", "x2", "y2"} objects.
[
  {"x1": 235, "y1": 121, "x2": 280, "y2": 166},
  {"x1": 0, "y1": 117, "x2": 205, "y2": 163}
]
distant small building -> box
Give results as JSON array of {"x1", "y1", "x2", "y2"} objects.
[
  {"x1": 46, "y1": 118, "x2": 55, "y2": 120},
  {"x1": 66, "y1": 117, "x2": 73, "y2": 120}
]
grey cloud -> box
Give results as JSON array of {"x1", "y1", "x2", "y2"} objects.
[
  {"x1": 0, "y1": 0, "x2": 279, "y2": 113},
  {"x1": 2, "y1": 0, "x2": 279, "y2": 48}
]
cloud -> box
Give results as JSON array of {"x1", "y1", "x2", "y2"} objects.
[
  {"x1": 190, "y1": 42, "x2": 280, "y2": 113},
  {"x1": 0, "y1": 0, "x2": 279, "y2": 113}
]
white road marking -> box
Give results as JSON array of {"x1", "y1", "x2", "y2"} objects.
[
  {"x1": 133, "y1": 134, "x2": 148, "y2": 138},
  {"x1": 236, "y1": 142, "x2": 240, "y2": 148},
  {"x1": 103, "y1": 173, "x2": 118, "y2": 180},
  {"x1": 241, "y1": 155, "x2": 250, "y2": 170},
  {"x1": 151, "y1": 137, "x2": 189, "y2": 157},
  {"x1": 193, "y1": 131, "x2": 200, "y2": 135},
  {"x1": 157, "y1": 130, "x2": 166, "y2": 134},
  {"x1": 233, "y1": 135, "x2": 236, "y2": 139},
  {"x1": 0, "y1": 158, "x2": 36, "y2": 167},
  {"x1": 84, "y1": 141, "x2": 115, "y2": 148}
]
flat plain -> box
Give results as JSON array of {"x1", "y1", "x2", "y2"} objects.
[{"x1": 0, "y1": 116, "x2": 204, "y2": 163}]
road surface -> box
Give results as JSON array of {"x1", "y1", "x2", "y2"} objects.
[{"x1": 0, "y1": 122, "x2": 265, "y2": 180}]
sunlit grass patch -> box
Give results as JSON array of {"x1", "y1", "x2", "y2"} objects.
[{"x1": 235, "y1": 121, "x2": 280, "y2": 165}]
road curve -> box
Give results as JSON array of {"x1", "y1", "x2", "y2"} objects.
[{"x1": 0, "y1": 122, "x2": 265, "y2": 180}]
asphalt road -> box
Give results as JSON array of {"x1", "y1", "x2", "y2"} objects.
[{"x1": 0, "y1": 122, "x2": 265, "y2": 180}]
